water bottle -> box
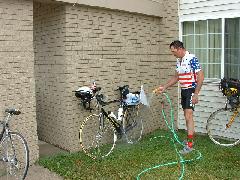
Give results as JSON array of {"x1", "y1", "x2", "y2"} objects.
[
  {"x1": 117, "y1": 107, "x2": 123, "y2": 121},
  {"x1": 109, "y1": 112, "x2": 117, "y2": 120}
]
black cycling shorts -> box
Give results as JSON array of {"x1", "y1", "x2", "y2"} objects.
[{"x1": 181, "y1": 88, "x2": 195, "y2": 110}]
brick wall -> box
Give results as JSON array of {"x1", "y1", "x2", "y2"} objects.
[
  {"x1": 33, "y1": 2, "x2": 71, "y2": 148},
  {"x1": 34, "y1": 0, "x2": 178, "y2": 152},
  {"x1": 0, "y1": 0, "x2": 38, "y2": 164}
]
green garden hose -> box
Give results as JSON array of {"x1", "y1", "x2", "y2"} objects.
[{"x1": 136, "y1": 92, "x2": 202, "y2": 180}]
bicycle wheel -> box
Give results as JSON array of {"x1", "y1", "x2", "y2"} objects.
[
  {"x1": 207, "y1": 108, "x2": 240, "y2": 147},
  {"x1": 79, "y1": 113, "x2": 117, "y2": 159},
  {"x1": 123, "y1": 104, "x2": 143, "y2": 144},
  {"x1": 0, "y1": 132, "x2": 29, "y2": 179}
]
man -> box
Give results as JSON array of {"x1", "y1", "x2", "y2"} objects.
[{"x1": 155, "y1": 40, "x2": 204, "y2": 154}]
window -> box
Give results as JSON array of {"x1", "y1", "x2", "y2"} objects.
[
  {"x1": 182, "y1": 19, "x2": 221, "y2": 78},
  {"x1": 225, "y1": 18, "x2": 240, "y2": 79},
  {"x1": 182, "y1": 18, "x2": 240, "y2": 79}
]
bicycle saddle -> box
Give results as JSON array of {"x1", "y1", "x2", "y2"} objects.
[{"x1": 5, "y1": 108, "x2": 21, "y2": 115}]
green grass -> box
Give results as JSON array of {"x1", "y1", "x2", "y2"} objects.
[{"x1": 38, "y1": 129, "x2": 240, "y2": 180}]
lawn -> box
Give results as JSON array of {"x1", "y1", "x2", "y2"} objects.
[{"x1": 38, "y1": 129, "x2": 240, "y2": 180}]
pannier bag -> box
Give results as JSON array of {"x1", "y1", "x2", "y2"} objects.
[
  {"x1": 220, "y1": 78, "x2": 240, "y2": 97},
  {"x1": 124, "y1": 93, "x2": 140, "y2": 105},
  {"x1": 220, "y1": 78, "x2": 240, "y2": 108},
  {"x1": 75, "y1": 86, "x2": 93, "y2": 101}
]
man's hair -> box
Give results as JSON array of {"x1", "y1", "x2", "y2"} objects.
[{"x1": 169, "y1": 40, "x2": 185, "y2": 49}]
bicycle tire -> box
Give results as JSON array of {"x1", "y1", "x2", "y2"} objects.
[
  {"x1": 123, "y1": 104, "x2": 143, "y2": 144},
  {"x1": 79, "y1": 114, "x2": 117, "y2": 159},
  {"x1": 207, "y1": 108, "x2": 240, "y2": 147},
  {"x1": 0, "y1": 132, "x2": 29, "y2": 179}
]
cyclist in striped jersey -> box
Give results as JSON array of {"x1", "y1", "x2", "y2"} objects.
[{"x1": 155, "y1": 40, "x2": 204, "y2": 154}]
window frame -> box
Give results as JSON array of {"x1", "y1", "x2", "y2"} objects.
[
  {"x1": 181, "y1": 19, "x2": 223, "y2": 79},
  {"x1": 180, "y1": 17, "x2": 240, "y2": 80}
]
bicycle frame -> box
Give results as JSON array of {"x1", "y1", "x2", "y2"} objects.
[
  {"x1": 100, "y1": 107, "x2": 122, "y2": 136},
  {"x1": 0, "y1": 113, "x2": 12, "y2": 141},
  {"x1": 0, "y1": 109, "x2": 29, "y2": 179},
  {"x1": 223, "y1": 95, "x2": 240, "y2": 127},
  {"x1": 94, "y1": 86, "x2": 141, "y2": 135}
]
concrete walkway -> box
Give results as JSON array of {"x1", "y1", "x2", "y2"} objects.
[
  {"x1": 26, "y1": 140, "x2": 67, "y2": 180},
  {"x1": 38, "y1": 140, "x2": 67, "y2": 159},
  {"x1": 1, "y1": 141, "x2": 67, "y2": 180}
]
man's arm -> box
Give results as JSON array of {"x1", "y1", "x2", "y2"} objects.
[
  {"x1": 163, "y1": 71, "x2": 179, "y2": 90},
  {"x1": 194, "y1": 70, "x2": 204, "y2": 95},
  {"x1": 154, "y1": 72, "x2": 178, "y2": 93}
]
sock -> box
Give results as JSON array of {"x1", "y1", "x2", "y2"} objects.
[{"x1": 187, "y1": 134, "x2": 193, "y2": 148}]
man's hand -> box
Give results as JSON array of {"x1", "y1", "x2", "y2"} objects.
[
  {"x1": 153, "y1": 86, "x2": 165, "y2": 94},
  {"x1": 192, "y1": 94, "x2": 199, "y2": 104}
]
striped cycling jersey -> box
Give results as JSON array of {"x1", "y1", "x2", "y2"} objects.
[{"x1": 176, "y1": 51, "x2": 201, "y2": 89}]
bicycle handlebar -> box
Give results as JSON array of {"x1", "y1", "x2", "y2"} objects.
[
  {"x1": 115, "y1": 85, "x2": 140, "y2": 94},
  {"x1": 115, "y1": 85, "x2": 129, "y2": 92},
  {"x1": 95, "y1": 94, "x2": 119, "y2": 106},
  {"x1": 92, "y1": 87, "x2": 102, "y2": 93}
]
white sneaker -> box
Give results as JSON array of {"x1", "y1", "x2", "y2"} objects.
[{"x1": 179, "y1": 145, "x2": 193, "y2": 155}]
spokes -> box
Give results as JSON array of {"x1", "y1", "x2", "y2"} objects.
[
  {"x1": 80, "y1": 114, "x2": 117, "y2": 159},
  {"x1": 124, "y1": 120, "x2": 137, "y2": 133},
  {"x1": 207, "y1": 108, "x2": 240, "y2": 146},
  {"x1": 0, "y1": 132, "x2": 29, "y2": 179},
  {"x1": 123, "y1": 104, "x2": 143, "y2": 144}
]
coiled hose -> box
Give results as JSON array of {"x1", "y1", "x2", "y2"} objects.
[{"x1": 136, "y1": 93, "x2": 202, "y2": 180}]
